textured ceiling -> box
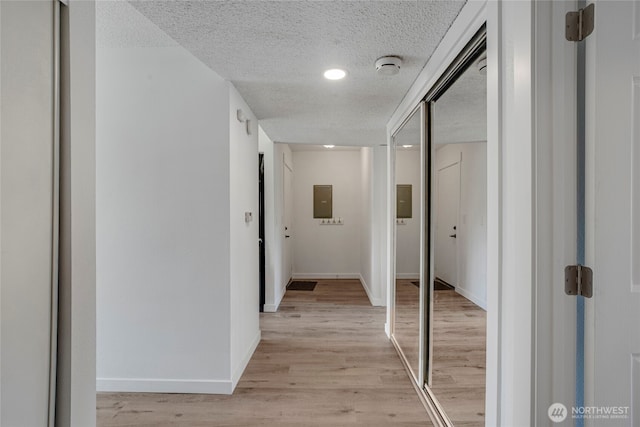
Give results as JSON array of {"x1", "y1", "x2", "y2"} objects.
[
  {"x1": 289, "y1": 143, "x2": 361, "y2": 152},
  {"x1": 432, "y1": 58, "x2": 487, "y2": 144},
  {"x1": 129, "y1": 0, "x2": 467, "y2": 147},
  {"x1": 97, "y1": 1, "x2": 179, "y2": 48}
]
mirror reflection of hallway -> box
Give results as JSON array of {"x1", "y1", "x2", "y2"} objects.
[
  {"x1": 429, "y1": 46, "x2": 487, "y2": 425},
  {"x1": 392, "y1": 106, "x2": 423, "y2": 382}
]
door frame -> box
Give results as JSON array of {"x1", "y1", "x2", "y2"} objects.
[
  {"x1": 282, "y1": 155, "x2": 294, "y2": 284},
  {"x1": 258, "y1": 153, "x2": 266, "y2": 312}
]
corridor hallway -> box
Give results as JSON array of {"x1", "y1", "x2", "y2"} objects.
[{"x1": 97, "y1": 279, "x2": 432, "y2": 426}]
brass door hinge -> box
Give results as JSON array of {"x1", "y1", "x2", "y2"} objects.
[
  {"x1": 566, "y1": 3, "x2": 595, "y2": 42},
  {"x1": 565, "y1": 265, "x2": 593, "y2": 298}
]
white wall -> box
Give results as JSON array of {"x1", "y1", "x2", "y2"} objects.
[
  {"x1": 395, "y1": 149, "x2": 421, "y2": 278},
  {"x1": 261, "y1": 143, "x2": 385, "y2": 307},
  {"x1": 435, "y1": 143, "x2": 487, "y2": 309},
  {"x1": 360, "y1": 148, "x2": 374, "y2": 298},
  {"x1": 291, "y1": 149, "x2": 361, "y2": 278},
  {"x1": 361, "y1": 145, "x2": 388, "y2": 306},
  {"x1": 258, "y1": 130, "x2": 294, "y2": 312},
  {"x1": 97, "y1": 43, "x2": 231, "y2": 392},
  {"x1": 373, "y1": 145, "x2": 389, "y2": 306},
  {"x1": 97, "y1": 2, "x2": 258, "y2": 394},
  {"x1": 263, "y1": 142, "x2": 293, "y2": 311},
  {"x1": 228, "y1": 85, "x2": 261, "y2": 385}
]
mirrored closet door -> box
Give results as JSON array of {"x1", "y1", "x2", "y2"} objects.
[
  {"x1": 428, "y1": 46, "x2": 487, "y2": 424},
  {"x1": 391, "y1": 103, "x2": 427, "y2": 384},
  {"x1": 390, "y1": 27, "x2": 487, "y2": 426}
]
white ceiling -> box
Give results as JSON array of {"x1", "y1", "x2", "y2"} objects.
[
  {"x1": 432, "y1": 58, "x2": 487, "y2": 144},
  {"x1": 128, "y1": 0, "x2": 467, "y2": 147},
  {"x1": 288, "y1": 144, "x2": 361, "y2": 152}
]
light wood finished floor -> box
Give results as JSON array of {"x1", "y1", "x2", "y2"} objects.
[
  {"x1": 393, "y1": 279, "x2": 421, "y2": 377},
  {"x1": 431, "y1": 289, "x2": 486, "y2": 427},
  {"x1": 97, "y1": 279, "x2": 433, "y2": 426}
]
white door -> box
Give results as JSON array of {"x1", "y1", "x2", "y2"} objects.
[
  {"x1": 283, "y1": 160, "x2": 293, "y2": 283},
  {"x1": 1, "y1": 1, "x2": 57, "y2": 425},
  {"x1": 586, "y1": 1, "x2": 640, "y2": 424},
  {"x1": 435, "y1": 162, "x2": 459, "y2": 286}
]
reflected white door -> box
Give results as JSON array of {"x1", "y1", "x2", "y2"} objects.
[
  {"x1": 435, "y1": 162, "x2": 460, "y2": 286},
  {"x1": 586, "y1": 1, "x2": 640, "y2": 424},
  {"x1": 283, "y1": 161, "x2": 293, "y2": 283}
]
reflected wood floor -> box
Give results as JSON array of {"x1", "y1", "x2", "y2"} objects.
[
  {"x1": 393, "y1": 279, "x2": 420, "y2": 374},
  {"x1": 431, "y1": 290, "x2": 486, "y2": 427},
  {"x1": 97, "y1": 279, "x2": 432, "y2": 426},
  {"x1": 393, "y1": 281, "x2": 486, "y2": 427}
]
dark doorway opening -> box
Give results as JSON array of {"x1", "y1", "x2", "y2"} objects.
[{"x1": 258, "y1": 153, "x2": 266, "y2": 312}]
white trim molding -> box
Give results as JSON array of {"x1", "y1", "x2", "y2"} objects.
[
  {"x1": 96, "y1": 378, "x2": 234, "y2": 395},
  {"x1": 291, "y1": 273, "x2": 360, "y2": 280},
  {"x1": 395, "y1": 273, "x2": 420, "y2": 280},
  {"x1": 359, "y1": 274, "x2": 384, "y2": 307},
  {"x1": 455, "y1": 287, "x2": 487, "y2": 312},
  {"x1": 231, "y1": 330, "x2": 261, "y2": 391}
]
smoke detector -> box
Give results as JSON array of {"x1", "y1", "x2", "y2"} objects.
[{"x1": 375, "y1": 56, "x2": 402, "y2": 76}]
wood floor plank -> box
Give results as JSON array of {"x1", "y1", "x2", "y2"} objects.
[
  {"x1": 431, "y1": 289, "x2": 486, "y2": 426},
  {"x1": 97, "y1": 279, "x2": 432, "y2": 426},
  {"x1": 393, "y1": 280, "x2": 486, "y2": 426}
]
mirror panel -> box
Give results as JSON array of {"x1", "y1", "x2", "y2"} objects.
[
  {"x1": 428, "y1": 49, "x2": 487, "y2": 424},
  {"x1": 389, "y1": 30, "x2": 487, "y2": 426},
  {"x1": 392, "y1": 106, "x2": 423, "y2": 381}
]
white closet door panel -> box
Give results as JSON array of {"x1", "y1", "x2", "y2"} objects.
[{"x1": 1, "y1": 1, "x2": 56, "y2": 426}]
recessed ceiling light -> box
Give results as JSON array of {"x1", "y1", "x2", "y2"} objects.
[
  {"x1": 324, "y1": 145, "x2": 335, "y2": 148},
  {"x1": 403, "y1": 145, "x2": 413, "y2": 148},
  {"x1": 324, "y1": 69, "x2": 346, "y2": 80}
]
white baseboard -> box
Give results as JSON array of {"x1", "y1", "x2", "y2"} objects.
[
  {"x1": 396, "y1": 273, "x2": 420, "y2": 280},
  {"x1": 455, "y1": 286, "x2": 487, "y2": 311},
  {"x1": 97, "y1": 331, "x2": 262, "y2": 395},
  {"x1": 96, "y1": 377, "x2": 233, "y2": 395},
  {"x1": 263, "y1": 303, "x2": 278, "y2": 312},
  {"x1": 292, "y1": 273, "x2": 360, "y2": 279},
  {"x1": 231, "y1": 330, "x2": 261, "y2": 391},
  {"x1": 264, "y1": 280, "x2": 287, "y2": 312},
  {"x1": 359, "y1": 274, "x2": 384, "y2": 306}
]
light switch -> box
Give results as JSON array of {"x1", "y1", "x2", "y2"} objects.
[{"x1": 245, "y1": 212, "x2": 253, "y2": 223}]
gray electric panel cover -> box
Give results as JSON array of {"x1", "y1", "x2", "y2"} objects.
[
  {"x1": 397, "y1": 184, "x2": 412, "y2": 218},
  {"x1": 313, "y1": 185, "x2": 333, "y2": 218}
]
